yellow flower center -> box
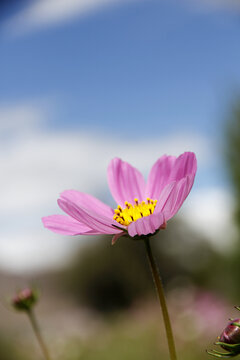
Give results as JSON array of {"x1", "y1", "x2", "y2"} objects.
[{"x1": 113, "y1": 198, "x2": 158, "y2": 226}]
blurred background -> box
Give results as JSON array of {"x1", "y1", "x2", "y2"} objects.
[{"x1": 0, "y1": 0, "x2": 240, "y2": 359}]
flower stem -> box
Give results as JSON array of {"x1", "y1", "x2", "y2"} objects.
[
  {"x1": 144, "y1": 237, "x2": 177, "y2": 360},
  {"x1": 27, "y1": 309, "x2": 51, "y2": 360}
]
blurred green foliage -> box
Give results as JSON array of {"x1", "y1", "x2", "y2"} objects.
[
  {"x1": 0, "y1": 315, "x2": 207, "y2": 360},
  {"x1": 58, "y1": 310, "x2": 209, "y2": 360},
  {"x1": 63, "y1": 220, "x2": 227, "y2": 313},
  {"x1": 223, "y1": 100, "x2": 240, "y2": 300},
  {"x1": 64, "y1": 235, "x2": 153, "y2": 312},
  {"x1": 0, "y1": 333, "x2": 28, "y2": 360},
  {"x1": 63, "y1": 320, "x2": 163, "y2": 360},
  {"x1": 226, "y1": 101, "x2": 240, "y2": 231}
]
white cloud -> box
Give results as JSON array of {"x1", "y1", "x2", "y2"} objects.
[
  {"x1": 4, "y1": 0, "x2": 137, "y2": 35},
  {"x1": 3, "y1": 0, "x2": 240, "y2": 37},
  {"x1": 0, "y1": 102, "x2": 232, "y2": 273},
  {"x1": 182, "y1": 187, "x2": 236, "y2": 250},
  {"x1": 0, "y1": 231, "x2": 76, "y2": 273},
  {"x1": 0, "y1": 103, "x2": 43, "y2": 135},
  {"x1": 0, "y1": 124, "x2": 209, "y2": 215},
  {"x1": 4, "y1": 0, "x2": 240, "y2": 37}
]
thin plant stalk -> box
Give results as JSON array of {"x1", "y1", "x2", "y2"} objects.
[
  {"x1": 144, "y1": 237, "x2": 177, "y2": 360},
  {"x1": 27, "y1": 309, "x2": 51, "y2": 360}
]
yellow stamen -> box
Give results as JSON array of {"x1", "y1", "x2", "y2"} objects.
[{"x1": 113, "y1": 198, "x2": 158, "y2": 226}]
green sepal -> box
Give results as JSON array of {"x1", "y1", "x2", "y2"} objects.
[
  {"x1": 207, "y1": 349, "x2": 235, "y2": 358},
  {"x1": 232, "y1": 323, "x2": 240, "y2": 328},
  {"x1": 215, "y1": 342, "x2": 240, "y2": 349},
  {"x1": 215, "y1": 342, "x2": 240, "y2": 354}
]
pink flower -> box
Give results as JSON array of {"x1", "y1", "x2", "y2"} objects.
[{"x1": 42, "y1": 152, "x2": 197, "y2": 243}]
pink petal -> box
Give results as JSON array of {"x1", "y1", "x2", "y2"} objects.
[
  {"x1": 154, "y1": 181, "x2": 177, "y2": 213},
  {"x1": 170, "y1": 174, "x2": 195, "y2": 217},
  {"x1": 107, "y1": 158, "x2": 145, "y2": 207},
  {"x1": 128, "y1": 213, "x2": 164, "y2": 237},
  {"x1": 171, "y1": 152, "x2": 197, "y2": 181},
  {"x1": 111, "y1": 231, "x2": 126, "y2": 245},
  {"x1": 159, "y1": 174, "x2": 195, "y2": 221},
  {"x1": 146, "y1": 152, "x2": 197, "y2": 200},
  {"x1": 42, "y1": 215, "x2": 98, "y2": 235},
  {"x1": 58, "y1": 199, "x2": 122, "y2": 234},
  {"x1": 60, "y1": 190, "x2": 114, "y2": 219},
  {"x1": 146, "y1": 155, "x2": 176, "y2": 199}
]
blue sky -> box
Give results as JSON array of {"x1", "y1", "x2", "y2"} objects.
[
  {"x1": 0, "y1": 0, "x2": 239, "y2": 272},
  {"x1": 1, "y1": 0, "x2": 240, "y2": 138}
]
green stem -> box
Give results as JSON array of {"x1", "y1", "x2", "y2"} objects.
[
  {"x1": 27, "y1": 309, "x2": 51, "y2": 360},
  {"x1": 144, "y1": 237, "x2": 177, "y2": 360}
]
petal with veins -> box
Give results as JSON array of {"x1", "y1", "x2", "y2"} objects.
[
  {"x1": 128, "y1": 213, "x2": 164, "y2": 237},
  {"x1": 60, "y1": 190, "x2": 114, "y2": 218},
  {"x1": 42, "y1": 215, "x2": 98, "y2": 235},
  {"x1": 107, "y1": 157, "x2": 145, "y2": 207},
  {"x1": 58, "y1": 199, "x2": 122, "y2": 234}
]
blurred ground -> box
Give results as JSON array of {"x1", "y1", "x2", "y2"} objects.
[
  {"x1": 0, "y1": 220, "x2": 238, "y2": 360},
  {"x1": 0, "y1": 268, "x2": 235, "y2": 360}
]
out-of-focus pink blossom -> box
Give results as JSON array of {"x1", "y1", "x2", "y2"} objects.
[
  {"x1": 12, "y1": 288, "x2": 38, "y2": 311},
  {"x1": 42, "y1": 152, "x2": 197, "y2": 242},
  {"x1": 220, "y1": 319, "x2": 240, "y2": 346}
]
